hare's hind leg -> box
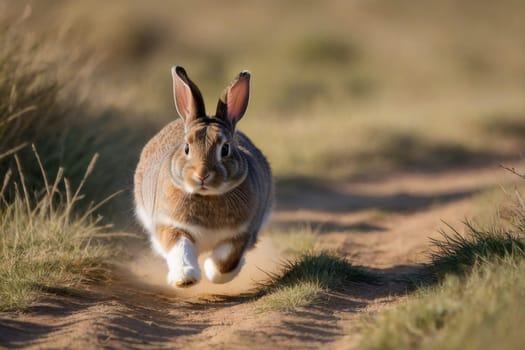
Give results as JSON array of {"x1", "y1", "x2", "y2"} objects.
[
  {"x1": 156, "y1": 225, "x2": 201, "y2": 287},
  {"x1": 204, "y1": 234, "x2": 250, "y2": 284}
]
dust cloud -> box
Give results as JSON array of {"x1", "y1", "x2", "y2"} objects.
[{"x1": 121, "y1": 235, "x2": 282, "y2": 298}]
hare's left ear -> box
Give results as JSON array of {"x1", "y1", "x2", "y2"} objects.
[{"x1": 215, "y1": 71, "x2": 251, "y2": 128}]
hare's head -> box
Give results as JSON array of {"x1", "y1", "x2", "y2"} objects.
[{"x1": 169, "y1": 66, "x2": 251, "y2": 195}]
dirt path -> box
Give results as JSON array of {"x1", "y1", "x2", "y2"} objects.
[{"x1": 1, "y1": 163, "x2": 522, "y2": 350}]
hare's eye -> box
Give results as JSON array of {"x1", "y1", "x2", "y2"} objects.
[
  {"x1": 184, "y1": 143, "x2": 190, "y2": 155},
  {"x1": 221, "y1": 143, "x2": 230, "y2": 158}
]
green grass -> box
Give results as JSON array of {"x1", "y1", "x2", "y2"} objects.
[
  {"x1": 429, "y1": 221, "x2": 525, "y2": 278},
  {"x1": 358, "y1": 193, "x2": 525, "y2": 350},
  {"x1": 256, "y1": 251, "x2": 378, "y2": 312},
  {"x1": 359, "y1": 258, "x2": 525, "y2": 350},
  {"x1": 255, "y1": 280, "x2": 322, "y2": 312}
]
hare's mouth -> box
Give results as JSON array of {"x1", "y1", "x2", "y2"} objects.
[
  {"x1": 189, "y1": 184, "x2": 229, "y2": 196},
  {"x1": 187, "y1": 183, "x2": 213, "y2": 195}
]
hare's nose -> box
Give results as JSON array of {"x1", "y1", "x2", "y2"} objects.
[{"x1": 193, "y1": 171, "x2": 210, "y2": 183}]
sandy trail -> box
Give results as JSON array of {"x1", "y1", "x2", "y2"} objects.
[{"x1": 1, "y1": 162, "x2": 522, "y2": 349}]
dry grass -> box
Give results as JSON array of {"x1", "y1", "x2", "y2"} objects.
[
  {"x1": 0, "y1": 15, "x2": 150, "y2": 223},
  {"x1": 0, "y1": 151, "x2": 116, "y2": 311},
  {"x1": 0, "y1": 16, "x2": 135, "y2": 310},
  {"x1": 0, "y1": 19, "x2": 96, "y2": 189}
]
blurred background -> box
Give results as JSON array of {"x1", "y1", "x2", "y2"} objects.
[{"x1": 1, "y1": 0, "x2": 524, "y2": 222}]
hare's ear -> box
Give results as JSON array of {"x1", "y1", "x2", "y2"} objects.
[
  {"x1": 171, "y1": 66, "x2": 206, "y2": 122},
  {"x1": 215, "y1": 70, "x2": 250, "y2": 128}
]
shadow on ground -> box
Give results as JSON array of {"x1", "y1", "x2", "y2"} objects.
[
  {"x1": 276, "y1": 176, "x2": 478, "y2": 213},
  {"x1": 269, "y1": 220, "x2": 388, "y2": 234}
]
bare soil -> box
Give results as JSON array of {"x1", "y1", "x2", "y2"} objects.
[{"x1": 1, "y1": 163, "x2": 522, "y2": 350}]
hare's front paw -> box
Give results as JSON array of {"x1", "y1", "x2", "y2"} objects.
[
  {"x1": 204, "y1": 241, "x2": 246, "y2": 284},
  {"x1": 166, "y1": 236, "x2": 201, "y2": 288},
  {"x1": 167, "y1": 266, "x2": 201, "y2": 288},
  {"x1": 204, "y1": 256, "x2": 245, "y2": 284}
]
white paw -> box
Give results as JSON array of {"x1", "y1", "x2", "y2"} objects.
[
  {"x1": 203, "y1": 256, "x2": 245, "y2": 284},
  {"x1": 167, "y1": 266, "x2": 201, "y2": 288},
  {"x1": 166, "y1": 236, "x2": 201, "y2": 288}
]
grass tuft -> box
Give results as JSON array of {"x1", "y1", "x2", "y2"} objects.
[
  {"x1": 256, "y1": 280, "x2": 322, "y2": 312},
  {"x1": 0, "y1": 152, "x2": 115, "y2": 311},
  {"x1": 429, "y1": 221, "x2": 525, "y2": 278},
  {"x1": 256, "y1": 251, "x2": 378, "y2": 312},
  {"x1": 268, "y1": 251, "x2": 376, "y2": 290}
]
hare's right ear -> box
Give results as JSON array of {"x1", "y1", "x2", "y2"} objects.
[{"x1": 171, "y1": 66, "x2": 206, "y2": 122}]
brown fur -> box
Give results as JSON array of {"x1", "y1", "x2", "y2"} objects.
[
  {"x1": 213, "y1": 234, "x2": 251, "y2": 273},
  {"x1": 134, "y1": 66, "x2": 273, "y2": 281},
  {"x1": 156, "y1": 225, "x2": 195, "y2": 251}
]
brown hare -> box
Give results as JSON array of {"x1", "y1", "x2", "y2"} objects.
[{"x1": 134, "y1": 66, "x2": 273, "y2": 287}]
